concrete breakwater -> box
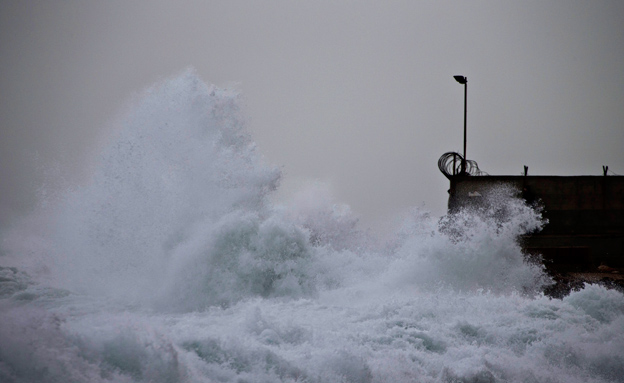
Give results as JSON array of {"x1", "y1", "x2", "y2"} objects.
[{"x1": 447, "y1": 174, "x2": 624, "y2": 273}]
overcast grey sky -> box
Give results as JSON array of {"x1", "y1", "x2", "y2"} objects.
[{"x1": 1, "y1": 1, "x2": 623, "y2": 231}]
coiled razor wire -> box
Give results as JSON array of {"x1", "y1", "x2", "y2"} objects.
[{"x1": 438, "y1": 152, "x2": 487, "y2": 179}]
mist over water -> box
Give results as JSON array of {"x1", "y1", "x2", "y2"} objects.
[{"x1": 1, "y1": 71, "x2": 623, "y2": 383}]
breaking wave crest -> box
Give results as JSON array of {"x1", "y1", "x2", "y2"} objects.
[
  {"x1": 1, "y1": 71, "x2": 622, "y2": 383},
  {"x1": 3, "y1": 70, "x2": 548, "y2": 308},
  {"x1": 386, "y1": 186, "x2": 549, "y2": 295}
]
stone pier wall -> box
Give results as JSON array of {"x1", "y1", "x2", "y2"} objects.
[{"x1": 448, "y1": 175, "x2": 624, "y2": 269}]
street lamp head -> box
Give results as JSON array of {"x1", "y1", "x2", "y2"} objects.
[{"x1": 453, "y1": 75, "x2": 467, "y2": 84}]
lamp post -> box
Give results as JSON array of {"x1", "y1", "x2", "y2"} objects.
[{"x1": 453, "y1": 75, "x2": 467, "y2": 174}]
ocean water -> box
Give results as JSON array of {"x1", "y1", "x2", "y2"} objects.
[{"x1": 1, "y1": 71, "x2": 623, "y2": 383}]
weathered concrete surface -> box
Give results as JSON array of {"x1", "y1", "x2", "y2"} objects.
[{"x1": 448, "y1": 175, "x2": 624, "y2": 269}]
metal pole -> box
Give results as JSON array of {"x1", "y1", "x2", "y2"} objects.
[
  {"x1": 463, "y1": 80, "x2": 467, "y2": 174},
  {"x1": 453, "y1": 75, "x2": 468, "y2": 175}
]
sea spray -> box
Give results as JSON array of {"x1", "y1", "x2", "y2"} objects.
[
  {"x1": 1, "y1": 71, "x2": 623, "y2": 383},
  {"x1": 383, "y1": 185, "x2": 550, "y2": 295},
  {"x1": 5, "y1": 70, "x2": 285, "y2": 303},
  {"x1": 157, "y1": 210, "x2": 317, "y2": 311}
]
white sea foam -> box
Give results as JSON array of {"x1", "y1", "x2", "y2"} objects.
[{"x1": 1, "y1": 70, "x2": 622, "y2": 383}]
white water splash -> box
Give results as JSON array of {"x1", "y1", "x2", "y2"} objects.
[{"x1": 1, "y1": 71, "x2": 622, "y2": 383}]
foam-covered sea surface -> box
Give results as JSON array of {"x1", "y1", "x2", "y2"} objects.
[{"x1": 1, "y1": 71, "x2": 623, "y2": 383}]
